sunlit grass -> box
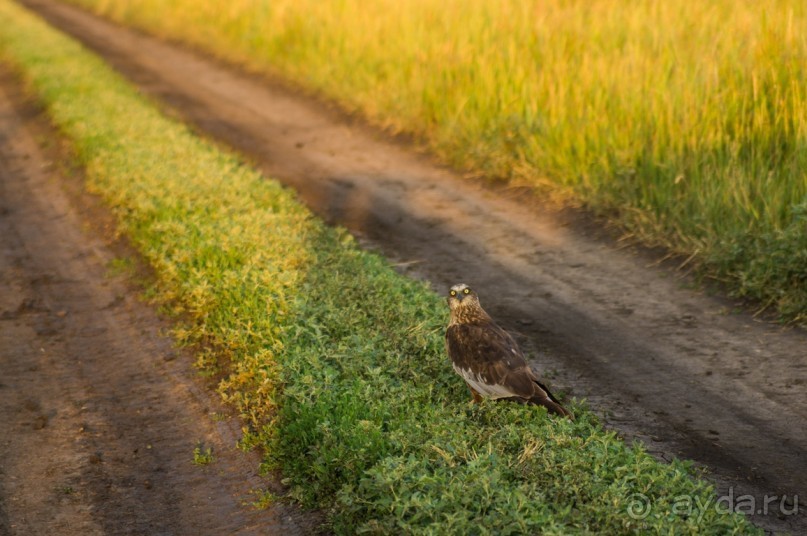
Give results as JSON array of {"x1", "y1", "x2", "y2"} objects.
[
  {"x1": 0, "y1": 0, "x2": 763, "y2": 532},
  {"x1": 68, "y1": 0, "x2": 807, "y2": 321},
  {"x1": 192, "y1": 444, "x2": 215, "y2": 466}
]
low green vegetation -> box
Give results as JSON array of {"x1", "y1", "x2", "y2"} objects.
[
  {"x1": 0, "y1": 1, "x2": 758, "y2": 533},
  {"x1": 192, "y1": 444, "x2": 215, "y2": 466},
  {"x1": 65, "y1": 0, "x2": 807, "y2": 322}
]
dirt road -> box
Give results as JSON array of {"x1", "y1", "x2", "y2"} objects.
[
  {"x1": 0, "y1": 70, "x2": 317, "y2": 533},
  {"x1": 7, "y1": 0, "x2": 807, "y2": 533}
]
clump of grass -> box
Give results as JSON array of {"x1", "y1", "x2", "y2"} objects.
[
  {"x1": 0, "y1": 2, "x2": 759, "y2": 533},
  {"x1": 249, "y1": 489, "x2": 280, "y2": 510},
  {"x1": 106, "y1": 256, "x2": 136, "y2": 278},
  {"x1": 66, "y1": 0, "x2": 807, "y2": 322},
  {"x1": 56, "y1": 485, "x2": 75, "y2": 495},
  {"x1": 192, "y1": 444, "x2": 215, "y2": 466}
]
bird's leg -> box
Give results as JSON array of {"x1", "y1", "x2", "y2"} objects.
[{"x1": 466, "y1": 383, "x2": 484, "y2": 404}]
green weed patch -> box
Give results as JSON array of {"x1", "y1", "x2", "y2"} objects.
[{"x1": 0, "y1": 1, "x2": 757, "y2": 533}]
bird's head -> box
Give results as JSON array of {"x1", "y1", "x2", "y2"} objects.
[{"x1": 447, "y1": 283, "x2": 489, "y2": 323}]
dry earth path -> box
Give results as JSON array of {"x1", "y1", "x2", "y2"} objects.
[
  {"x1": 0, "y1": 70, "x2": 318, "y2": 534},
  {"x1": 11, "y1": 0, "x2": 807, "y2": 533}
]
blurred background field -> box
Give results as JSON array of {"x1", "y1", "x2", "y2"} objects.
[{"x1": 69, "y1": 0, "x2": 807, "y2": 321}]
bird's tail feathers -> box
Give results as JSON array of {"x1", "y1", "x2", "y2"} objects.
[
  {"x1": 528, "y1": 395, "x2": 575, "y2": 420},
  {"x1": 502, "y1": 395, "x2": 575, "y2": 420}
]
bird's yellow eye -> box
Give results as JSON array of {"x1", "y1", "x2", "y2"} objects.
[
  {"x1": 463, "y1": 288, "x2": 470, "y2": 294},
  {"x1": 450, "y1": 290, "x2": 457, "y2": 296}
]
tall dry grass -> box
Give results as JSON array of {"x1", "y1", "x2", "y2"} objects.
[{"x1": 69, "y1": 0, "x2": 807, "y2": 319}]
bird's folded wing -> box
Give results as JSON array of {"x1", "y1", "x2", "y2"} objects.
[{"x1": 446, "y1": 323, "x2": 536, "y2": 399}]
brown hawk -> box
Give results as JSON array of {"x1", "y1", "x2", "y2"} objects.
[{"x1": 445, "y1": 283, "x2": 574, "y2": 419}]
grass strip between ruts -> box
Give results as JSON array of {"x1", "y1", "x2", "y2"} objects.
[{"x1": 0, "y1": 1, "x2": 757, "y2": 533}]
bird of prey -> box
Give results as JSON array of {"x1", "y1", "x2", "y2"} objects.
[{"x1": 445, "y1": 283, "x2": 573, "y2": 419}]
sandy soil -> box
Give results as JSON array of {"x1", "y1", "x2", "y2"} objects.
[
  {"x1": 7, "y1": 0, "x2": 807, "y2": 533},
  {"x1": 0, "y1": 70, "x2": 319, "y2": 534}
]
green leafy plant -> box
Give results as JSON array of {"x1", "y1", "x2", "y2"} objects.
[{"x1": 192, "y1": 444, "x2": 215, "y2": 466}]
